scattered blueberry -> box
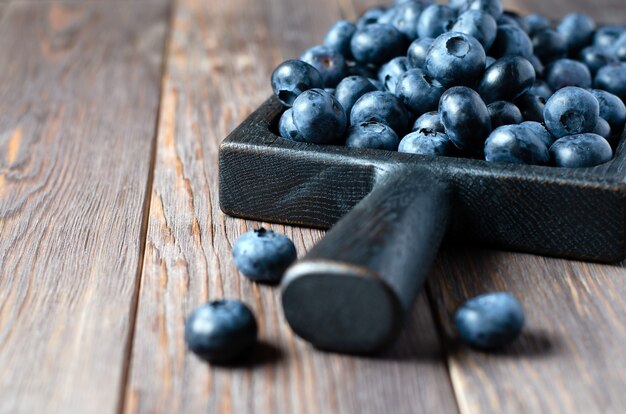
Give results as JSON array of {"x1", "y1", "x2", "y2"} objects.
[
  {"x1": 278, "y1": 108, "x2": 301, "y2": 141},
  {"x1": 451, "y1": 10, "x2": 498, "y2": 50},
  {"x1": 593, "y1": 117, "x2": 612, "y2": 140},
  {"x1": 334, "y1": 76, "x2": 378, "y2": 118},
  {"x1": 185, "y1": 299, "x2": 258, "y2": 363},
  {"x1": 413, "y1": 111, "x2": 444, "y2": 133},
  {"x1": 478, "y1": 56, "x2": 535, "y2": 104},
  {"x1": 550, "y1": 133, "x2": 613, "y2": 167},
  {"x1": 532, "y1": 29, "x2": 567, "y2": 64},
  {"x1": 487, "y1": 100, "x2": 523, "y2": 128},
  {"x1": 545, "y1": 58, "x2": 592, "y2": 90},
  {"x1": 300, "y1": 45, "x2": 347, "y2": 87},
  {"x1": 345, "y1": 121, "x2": 400, "y2": 150},
  {"x1": 591, "y1": 89, "x2": 626, "y2": 137},
  {"x1": 595, "y1": 63, "x2": 626, "y2": 102},
  {"x1": 525, "y1": 13, "x2": 551, "y2": 36},
  {"x1": 378, "y1": 56, "x2": 411, "y2": 94},
  {"x1": 528, "y1": 80, "x2": 552, "y2": 100},
  {"x1": 398, "y1": 128, "x2": 454, "y2": 156},
  {"x1": 380, "y1": 1, "x2": 424, "y2": 41},
  {"x1": 543, "y1": 87, "x2": 599, "y2": 138},
  {"x1": 514, "y1": 92, "x2": 546, "y2": 122},
  {"x1": 324, "y1": 20, "x2": 357, "y2": 59},
  {"x1": 484, "y1": 124, "x2": 549, "y2": 164},
  {"x1": 557, "y1": 13, "x2": 596, "y2": 53},
  {"x1": 490, "y1": 24, "x2": 533, "y2": 59},
  {"x1": 520, "y1": 120, "x2": 555, "y2": 147},
  {"x1": 351, "y1": 90, "x2": 411, "y2": 135},
  {"x1": 271, "y1": 60, "x2": 324, "y2": 106},
  {"x1": 579, "y1": 46, "x2": 618, "y2": 76},
  {"x1": 291, "y1": 89, "x2": 347, "y2": 144},
  {"x1": 396, "y1": 68, "x2": 446, "y2": 115},
  {"x1": 455, "y1": 292, "x2": 525, "y2": 350},
  {"x1": 417, "y1": 4, "x2": 457, "y2": 39},
  {"x1": 439, "y1": 86, "x2": 492, "y2": 153},
  {"x1": 424, "y1": 32, "x2": 486, "y2": 88},
  {"x1": 461, "y1": 0, "x2": 503, "y2": 20},
  {"x1": 356, "y1": 7, "x2": 386, "y2": 29},
  {"x1": 407, "y1": 37, "x2": 435, "y2": 68},
  {"x1": 351, "y1": 23, "x2": 406, "y2": 65},
  {"x1": 593, "y1": 26, "x2": 625, "y2": 49},
  {"x1": 232, "y1": 228, "x2": 297, "y2": 283}
]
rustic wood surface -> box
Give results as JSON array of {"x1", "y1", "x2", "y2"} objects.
[{"x1": 1, "y1": 0, "x2": 625, "y2": 413}]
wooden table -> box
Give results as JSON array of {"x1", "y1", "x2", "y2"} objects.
[{"x1": 1, "y1": 0, "x2": 625, "y2": 412}]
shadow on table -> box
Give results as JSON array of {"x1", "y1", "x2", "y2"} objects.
[{"x1": 211, "y1": 341, "x2": 283, "y2": 369}]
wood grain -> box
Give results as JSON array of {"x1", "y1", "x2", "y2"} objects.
[
  {"x1": 123, "y1": 0, "x2": 457, "y2": 412},
  {"x1": 0, "y1": 1, "x2": 169, "y2": 412}
]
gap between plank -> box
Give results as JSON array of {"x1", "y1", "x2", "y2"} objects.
[{"x1": 115, "y1": 0, "x2": 176, "y2": 412}]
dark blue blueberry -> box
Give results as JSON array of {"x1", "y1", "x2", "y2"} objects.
[
  {"x1": 351, "y1": 90, "x2": 411, "y2": 135},
  {"x1": 233, "y1": 228, "x2": 297, "y2": 283},
  {"x1": 543, "y1": 87, "x2": 599, "y2": 138},
  {"x1": 451, "y1": 10, "x2": 497, "y2": 50},
  {"x1": 324, "y1": 20, "x2": 357, "y2": 59},
  {"x1": 545, "y1": 58, "x2": 592, "y2": 90},
  {"x1": 399, "y1": 128, "x2": 453, "y2": 156},
  {"x1": 407, "y1": 37, "x2": 434, "y2": 68},
  {"x1": 395, "y1": 68, "x2": 446, "y2": 115},
  {"x1": 528, "y1": 80, "x2": 553, "y2": 100},
  {"x1": 513, "y1": 92, "x2": 546, "y2": 122},
  {"x1": 439, "y1": 86, "x2": 492, "y2": 153},
  {"x1": 379, "y1": 1, "x2": 424, "y2": 41},
  {"x1": 498, "y1": 11, "x2": 530, "y2": 33},
  {"x1": 356, "y1": 7, "x2": 386, "y2": 29},
  {"x1": 300, "y1": 45, "x2": 347, "y2": 88},
  {"x1": 351, "y1": 23, "x2": 406, "y2": 66},
  {"x1": 417, "y1": 4, "x2": 457, "y2": 39},
  {"x1": 532, "y1": 29, "x2": 567, "y2": 64},
  {"x1": 593, "y1": 117, "x2": 612, "y2": 140},
  {"x1": 278, "y1": 108, "x2": 301, "y2": 141},
  {"x1": 478, "y1": 56, "x2": 535, "y2": 104},
  {"x1": 490, "y1": 24, "x2": 533, "y2": 59},
  {"x1": 455, "y1": 292, "x2": 525, "y2": 349},
  {"x1": 579, "y1": 46, "x2": 618, "y2": 76},
  {"x1": 484, "y1": 124, "x2": 549, "y2": 164},
  {"x1": 595, "y1": 63, "x2": 626, "y2": 102},
  {"x1": 185, "y1": 300, "x2": 258, "y2": 362},
  {"x1": 291, "y1": 88, "x2": 347, "y2": 144},
  {"x1": 593, "y1": 26, "x2": 625, "y2": 49},
  {"x1": 550, "y1": 133, "x2": 613, "y2": 167},
  {"x1": 378, "y1": 57, "x2": 411, "y2": 94},
  {"x1": 271, "y1": 60, "x2": 324, "y2": 107},
  {"x1": 525, "y1": 14, "x2": 551, "y2": 36},
  {"x1": 487, "y1": 101, "x2": 523, "y2": 128},
  {"x1": 424, "y1": 32, "x2": 486, "y2": 88},
  {"x1": 347, "y1": 61, "x2": 379, "y2": 78},
  {"x1": 461, "y1": 0, "x2": 503, "y2": 20},
  {"x1": 334, "y1": 76, "x2": 378, "y2": 118},
  {"x1": 591, "y1": 89, "x2": 626, "y2": 137},
  {"x1": 413, "y1": 111, "x2": 444, "y2": 132},
  {"x1": 528, "y1": 54, "x2": 545, "y2": 78},
  {"x1": 520, "y1": 120, "x2": 555, "y2": 148},
  {"x1": 557, "y1": 13, "x2": 595, "y2": 53},
  {"x1": 614, "y1": 32, "x2": 626, "y2": 62},
  {"x1": 345, "y1": 121, "x2": 400, "y2": 150}
]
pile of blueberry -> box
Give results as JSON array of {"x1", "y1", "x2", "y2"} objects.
[{"x1": 271, "y1": 0, "x2": 626, "y2": 168}]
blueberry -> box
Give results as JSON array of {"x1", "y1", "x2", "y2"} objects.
[
  {"x1": 545, "y1": 59, "x2": 592, "y2": 90},
  {"x1": 271, "y1": 60, "x2": 324, "y2": 107},
  {"x1": 395, "y1": 68, "x2": 446, "y2": 115},
  {"x1": 478, "y1": 56, "x2": 535, "y2": 104},
  {"x1": 543, "y1": 87, "x2": 599, "y2": 138},
  {"x1": 484, "y1": 124, "x2": 549, "y2": 164},
  {"x1": 351, "y1": 23, "x2": 406, "y2": 66},
  {"x1": 407, "y1": 37, "x2": 434, "y2": 68},
  {"x1": 525, "y1": 13, "x2": 551, "y2": 36},
  {"x1": 379, "y1": 1, "x2": 424, "y2": 41},
  {"x1": 557, "y1": 13, "x2": 596, "y2": 53},
  {"x1": 350, "y1": 90, "x2": 411, "y2": 135},
  {"x1": 591, "y1": 89, "x2": 626, "y2": 137},
  {"x1": 185, "y1": 300, "x2": 258, "y2": 362},
  {"x1": 578, "y1": 46, "x2": 618, "y2": 76},
  {"x1": 439, "y1": 86, "x2": 492, "y2": 153},
  {"x1": 514, "y1": 92, "x2": 546, "y2": 122},
  {"x1": 460, "y1": 0, "x2": 503, "y2": 20},
  {"x1": 346, "y1": 61, "x2": 379, "y2": 78},
  {"x1": 291, "y1": 88, "x2": 347, "y2": 144},
  {"x1": 593, "y1": 117, "x2": 612, "y2": 140},
  {"x1": 417, "y1": 4, "x2": 457, "y2": 39},
  {"x1": 455, "y1": 292, "x2": 525, "y2": 349},
  {"x1": 357, "y1": 7, "x2": 386, "y2": 29},
  {"x1": 413, "y1": 111, "x2": 444, "y2": 132},
  {"x1": 490, "y1": 24, "x2": 533, "y2": 59},
  {"x1": 595, "y1": 63, "x2": 626, "y2": 102},
  {"x1": 528, "y1": 80, "x2": 552, "y2": 100},
  {"x1": 594, "y1": 26, "x2": 626, "y2": 49},
  {"x1": 278, "y1": 108, "x2": 301, "y2": 141},
  {"x1": 324, "y1": 20, "x2": 357, "y2": 59},
  {"x1": 378, "y1": 56, "x2": 411, "y2": 94},
  {"x1": 424, "y1": 32, "x2": 486, "y2": 88},
  {"x1": 498, "y1": 11, "x2": 530, "y2": 33},
  {"x1": 520, "y1": 120, "x2": 555, "y2": 147},
  {"x1": 532, "y1": 29, "x2": 567, "y2": 64},
  {"x1": 528, "y1": 54, "x2": 545, "y2": 78},
  {"x1": 550, "y1": 133, "x2": 613, "y2": 167},
  {"x1": 487, "y1": 101, "x2": 523, "y2": 128},
  {"x1": 399, "y1": 128, "x2": 453, "y2": 156},
  {"x1": 345, "y1": 121, "x2": 400, "y2": 150},
  {"x1": 614, "y1": 32, "x2": 626, "y2": 62},
  {"x1": 451, "y1": 10, "x2": 498, "y2": 50},
  {"x1": 334, "y1": 76, "x2": 378, "y2": 118},
  {"x1": 300, "y1": 45, "x2": 346, "y2": 88}
]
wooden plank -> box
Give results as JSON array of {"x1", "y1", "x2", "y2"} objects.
[
  {"x1": 0, "y1": 1, "x2": 169, "y2": 412},
  {"x1": 123, "y1": 0, "x2": 458, "y2": 412}
]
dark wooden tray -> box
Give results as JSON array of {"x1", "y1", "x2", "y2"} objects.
[{"x1": 220, "y1": 96, "x2": 626, "y2": 263}]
